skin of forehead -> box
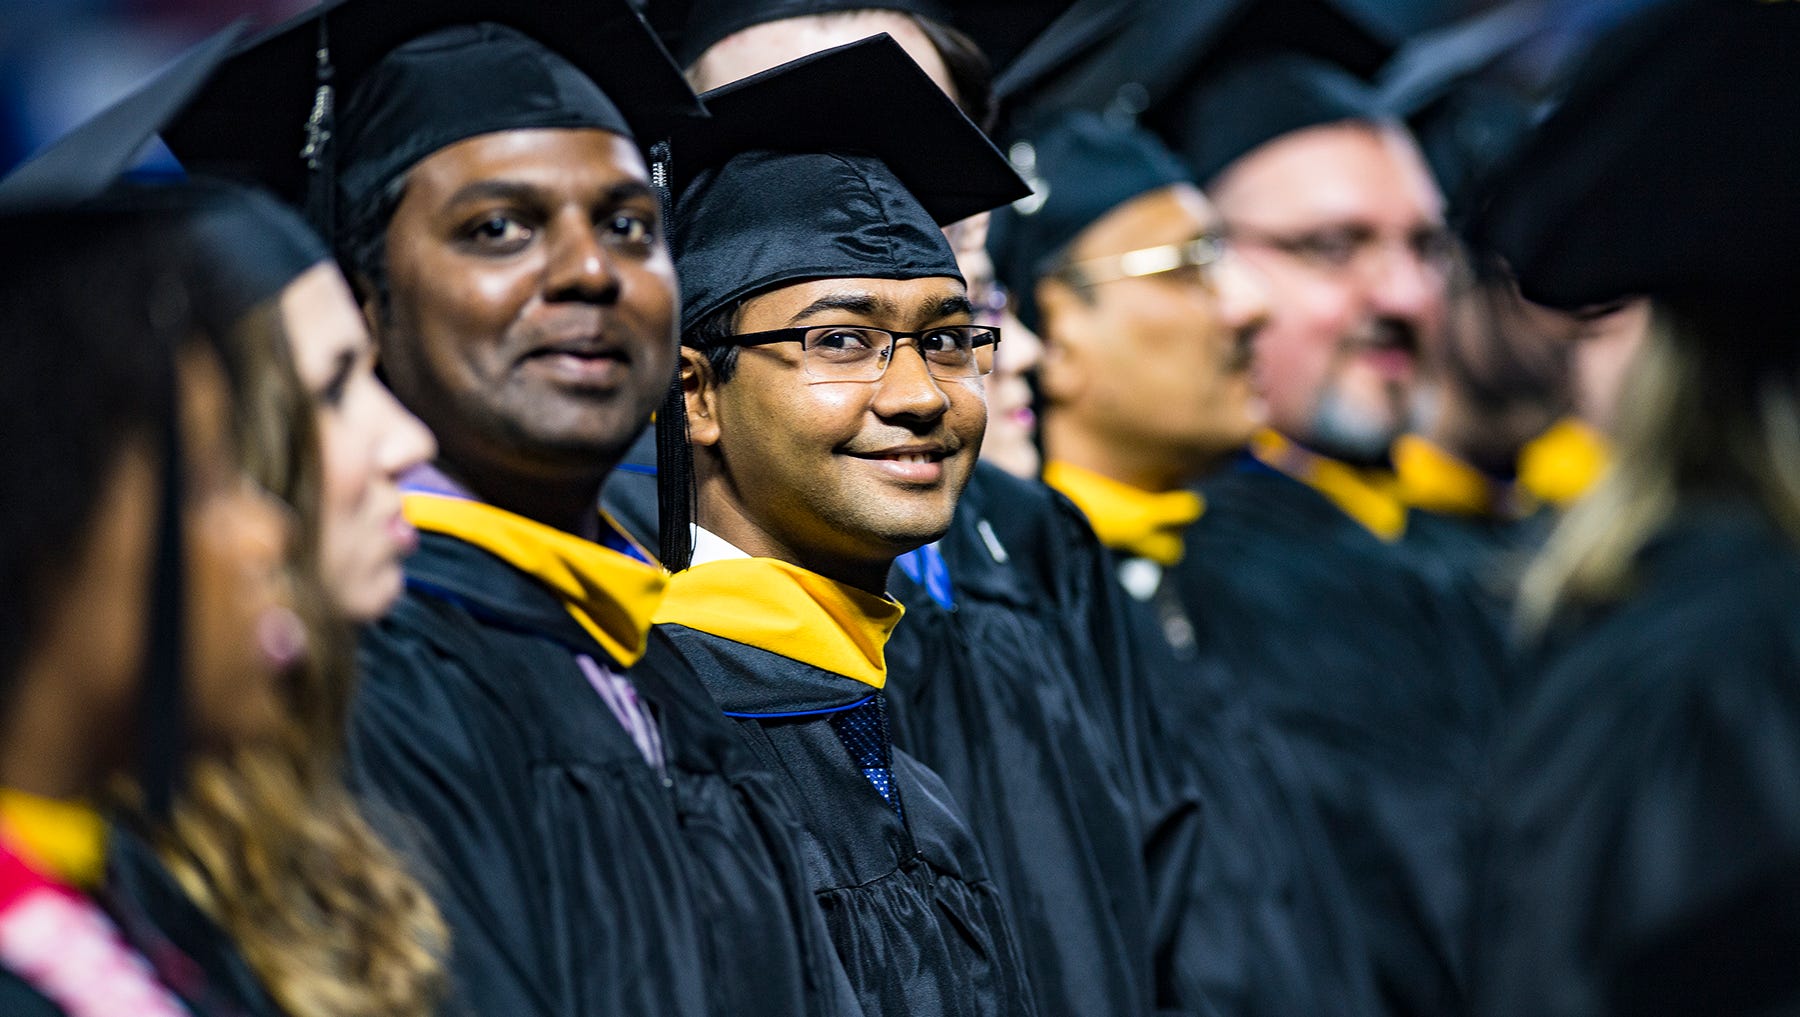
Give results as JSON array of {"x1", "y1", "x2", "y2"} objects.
[{"x1": 688, "y1": 11, "x2": 955, "y2": 94}]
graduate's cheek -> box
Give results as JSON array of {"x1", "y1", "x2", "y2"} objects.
[{"x1": 1238, "y1": 245, "x2": 1357, "y2": 438}]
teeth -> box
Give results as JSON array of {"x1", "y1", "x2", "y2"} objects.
[{"x1": 879, "y1": 453, "x2": 932, "y2": 464}]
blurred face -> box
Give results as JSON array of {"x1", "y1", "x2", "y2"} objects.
[
  {"x1": 689, "y1": 11, "x2": 953, "y2": 94},
  {"x1": 1210, "y1": 122, "x2": 1451, "y2": 462},
  {"x1": 1037, "y1": 183, "x2": 1271, "y2": 482},
  {"x1": 179, "y1": 346, "x2": 301, "y2": 748},
  {"x1": 951, "y1": 213, "x2": 1044, "y2": 478},
  {"x1": 375, "y1": 128, "x2": 677, "y2": 488},
  {"x1": 1568, "y1": 299, "x2": 1652, "y2": 435},
  {"x1": 688, "y1": 276, "x2": 986, "y2": 584},
  {"x1": 283, "y1": 263, "x2": 436, "y2": 623}
]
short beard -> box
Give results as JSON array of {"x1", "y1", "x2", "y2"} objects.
[{"x1": 1307, "y1": 380, "x2": 1406, "y2": 467}]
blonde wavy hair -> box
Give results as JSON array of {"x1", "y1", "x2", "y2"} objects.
[
  {"x1": 1518, "y1": 302, "x2": 1800, "y2": 633},
  {"x1": 159, "y1": 297, "x2": 447, "y2": 1017}
]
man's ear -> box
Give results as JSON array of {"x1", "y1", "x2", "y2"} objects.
[
  {"x1": 1034, "y1": 277, "x2": 1089, "y2": 407},
  {"x1": 681, "y1": 346, "x2": 723, "y2": 448}
]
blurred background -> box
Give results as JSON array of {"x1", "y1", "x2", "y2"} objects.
[{"x1": 0, "y1": 0, "x2": 1658, "y2": 178}]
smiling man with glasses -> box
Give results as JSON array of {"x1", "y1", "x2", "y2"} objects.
[{"x1": 647, "y1": 37, "x2": 1041, "y2": 1017}]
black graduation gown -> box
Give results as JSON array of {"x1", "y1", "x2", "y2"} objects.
[
  {"x1": 0, "y1": 827, "x2": 284, "y2": 1017},
  {"x1": 1474, "y1": 502, "x2": 1800, "y2": 1017},
  {"x1": 347, "y1": 532, "x2": 849, "y2": 1017},
  {"x1": 656, "y1": 622, "x2": 1040, "y2": 1017},
  {"x1": 1183, "y1": 456, "x2": 1499, "y2": 1017},
  {"x1": 882, "y1": 463, "x2": 1182, "y2": 1017},
  {"x1": 1117, "y1": 558, "x2": 1385, "y2": 1017},
  {"x1": 607, "y1": 442, "x2": 1188, "y2": 1016}
]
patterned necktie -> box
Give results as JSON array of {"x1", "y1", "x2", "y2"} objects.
[{"x1": 830, "y1": 693, "x2": 902, "y2": 819}]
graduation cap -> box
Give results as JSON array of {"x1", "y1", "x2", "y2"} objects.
[
  {"x1": 666, "y1": 33, "x2": 1029, "y2": 328},
  {"x1": 1470, "y1": 0, "x2": 1800, "y2": 350},
  {"x1": 162, "y1": 0, "x2": 703, "y2": 237},
  {"x1": 1000, "y1": 0, "x2": 1392, "y2": 148},
  {"x1": 0, "y1": 21, "x2": 246, "y2": 211},
  {"x1": 1374, "y1": 1, "x2": 1551, "y2": 223},
  {"x1": 658, "y1": 0, "x2": 953, "y2": 68},
  {"x1": 988, "y1": 0, "x2": 1137, "y2": 115},
  {"x1": 655, "y1": 34, "x2": 1028, "y2": 569},
  {"x1": 986, "y1": 110, "x2": 1193, "y2": 331}
]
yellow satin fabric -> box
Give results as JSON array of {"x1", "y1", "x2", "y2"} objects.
[
  {"x1": 0, "y1": 789, "x2": 106, "y2": 889},
  {"x1": 1517, "y1": 417, "x2": 1610, "y2": 508},
  {"x1": 655, "y1": 558, "x2": 904, "y2": 690},
  {"x1": 1042, "y1": 460, "x2": 1205, "y2": 566},
  {"x1": 1250, "y1": 429, "x2": 1407, "y2": 542},
  {"x1": 1392, "y1": 435, "x2": 1526, "y2": 519},
  {"x1": 403, "y1": 493, "x2": 667, "y2": 667}
]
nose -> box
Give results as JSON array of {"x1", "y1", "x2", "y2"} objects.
[
  {"x1": 1215, "y1": 249, "x2": 1272, "y2": 333},
  {"x1": 1365, "y1": 239, "x2": 1445, "y2": 329},
  {"x1": 373, "y1": 384, "x2": 437, "y2": 478},
  {"x1": 543, "y1": 209, "x2": 620, "y2": 304},
  {"x1": 871, "y1": 338, "x2": 952, "y2": 423}
]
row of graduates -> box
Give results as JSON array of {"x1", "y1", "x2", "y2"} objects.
[{"x1": 3, "y1": 0, "x2": 1799, "y2": 1016}]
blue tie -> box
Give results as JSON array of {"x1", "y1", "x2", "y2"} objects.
[{"x1": 830, "y1": 693, "x2": 902, "y2": 819}]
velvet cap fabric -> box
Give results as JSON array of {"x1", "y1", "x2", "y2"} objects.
[
  {"x1": 163, "y1": 0, "x2": 702, "y2": 215},
  {"x1": 986, "y1": 110, "x2": 1194, "y2": 331},
  {"x1": 668, "y1": 34, "x2": 1028, "y2": 330}
]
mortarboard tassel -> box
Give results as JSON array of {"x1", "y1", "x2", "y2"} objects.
[
  {"x1": 650, "y1": 139, "x2": 696, "y2": 572},
  {"x1": 299, "y1": 14, "x2": 336, "y2": 242}
]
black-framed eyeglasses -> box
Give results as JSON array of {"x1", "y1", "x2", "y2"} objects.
[
  {"x1": 728, "y1": 324, "x2": 1002, "y2": 383},
  {"x1": 1053, "y1": 234, "x2": 1228, "y2": 289}
]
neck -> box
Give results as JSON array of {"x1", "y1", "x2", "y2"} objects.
[
  {"x1": 434, "y1": 457, "x2": 606, "y2": 540},
  {"x1": 696, "y1": 494, "x2": 894, "y2": 597},
  {"x1": 1043, "y1": 413, "x2": 1217, "y2": 493}
]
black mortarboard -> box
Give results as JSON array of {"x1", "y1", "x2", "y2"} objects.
[
  {"x1": 0, "y1": 22, "x2": 246, "y2": 211},
  {"x1": 1375, "y1": 1, "x2": 1549, "y2": 222},
  {"x1": 986, "y1": 110, "x2": 1193, "y2": 331},
  {"x1": 660, "y1": 0, "x2": 952, "y2": 68},
  {"x1": 1001, "y1": 0, "x2": 1392, "y2": 137},
  {"x1": 667, "y1": 33, "x2": 1029, "y2": 328},
  {"x1": 163, "y1": 0, "x2": 703, "y2": 236},
  {"x1": 656, "y1": 34, "x2": 1027, "y2": 568},
  {"x1": 1172, "y1": 52, "x2": 1384, "y2": 186},
  {"x1": 1470, "y1": 0, "x2": 1800, "y2": 336}
]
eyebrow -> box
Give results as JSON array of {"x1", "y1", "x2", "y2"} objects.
[
  {"x1": 442, "y1": 178, "x2": 656, "y2": 210},
  {"x1": 786, "y1": 291, "x2": 975, "y2": 326}
]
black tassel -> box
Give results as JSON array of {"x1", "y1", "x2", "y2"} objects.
[
  {"x1": 139, "y1": 394, "x2": 186, "y2": 821},
  {"x1": 648, "y1": 139, "x2": 695, "y2": 571},
  {"x1": 300, "y1": 15, "x2": 336, "y2": 241}
]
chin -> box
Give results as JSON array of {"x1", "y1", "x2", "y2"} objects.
[{"x1": 330, "y1": 564, "x2": 406, "y2": 625}]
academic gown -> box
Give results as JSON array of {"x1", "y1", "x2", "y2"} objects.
[
  {"x1": 0, "y1": 825, "x2": 284, "y2": 1017},
  {"x1": 347, "y1": 529, "x2": 850, "y2": 1017},
  {"x1": 1185, "y1": 453, "x2": 1498, "y2": 1017},
  {"x1": 1391, "y1": 434, "x2": 1560, "y2": 625},
  {"x1": 1044, "y1": 459, "x2": 1382, "y2": 1017},
  {"x1": 655, "y1": 557, "x2": 1040, "y2": 1017},
  {"x1": 883, "y1": 462, "x2": 1187, "y2": 1017},
  {"x1": 1474, "y1": 501, "x2": 1800, "y2": 1017},
  {"x1": 606, "y1": 442, "x2": 1189, "y2": 1016}
]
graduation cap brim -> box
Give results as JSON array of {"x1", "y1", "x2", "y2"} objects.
[
  {"x1": 1374, "y1": 0, "x2": 1548, "y2": 118},
  {"x1": 163, "y1": 0, "x2": 703, "y2": 204},
  {"x1": 0, "y1": 21, "x2": 246, "y2": 210},
  {"x1": 990, "y1": 0, "x2": 1137, "y2": 106},
  {"x1": 1009, "y1": 0, "x2": 1393, "y2": 125},
  {"x1": 1470, "y1": 0, "x2": 1800, "y2": 315},
  {"x1": 669, "y1": 34, "x2": 1029, "y2": 226}
]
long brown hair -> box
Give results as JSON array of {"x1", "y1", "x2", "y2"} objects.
[
  {"x1": 1518, "y1": 302, "x2": 1800, "y2": 633},
  {"x1": 160, "y1": 296, "x2": 447, "y2": 1017}
]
